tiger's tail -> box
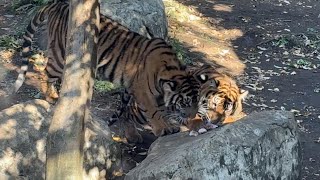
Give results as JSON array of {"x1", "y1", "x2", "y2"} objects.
[{"x1": 12, "y1": 4, "x2": 52, "y2": 93}]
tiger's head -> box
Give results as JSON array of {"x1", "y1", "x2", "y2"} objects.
[
  {"x1": 161, "y1": 73, "x2": 200, "y2": 125},
  {"x1": 193, "y1": 65, "x2": 248, "y2": 125}
]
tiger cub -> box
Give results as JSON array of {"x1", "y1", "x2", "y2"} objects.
[
  {"x1": 186, "y1": 65, "x2": 248, "y2": 136},
  {"x1": 109, "y1": 73, "x2": 200, "y2": 143},
  {"x1": 12, "y1": 1, "x2": 198, "y2": 137},
  {"x1": 109, "y1": 65, "x2": 248, "y2": 141}
]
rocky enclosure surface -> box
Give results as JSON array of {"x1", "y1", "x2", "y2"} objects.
[
  {"x1": 125, "y1": 111, "x2": 301, "y2": 180},
  {"x1": 0, "y1": 100, "x2": 121, "y2": 179},
  {"x1": 100, "y1": 0, "x2": 168, "y2": 40}
]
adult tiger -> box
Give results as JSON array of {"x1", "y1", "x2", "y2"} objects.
[
  {"x1": 186, "y1": 65, "x2": 248, "y2": 136},
  {"x1": 12, "y1": 1, "x2": 198, "y2": 136}
]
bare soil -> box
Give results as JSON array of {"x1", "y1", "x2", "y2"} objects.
[{"x1": 0, "y1": 0, "x2": 319, "y2": 179}]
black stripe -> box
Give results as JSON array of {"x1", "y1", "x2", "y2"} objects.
[
  {"x1": 97, "y1": 32, "x2": 122, "y2": 61},
  {"x1": 136, "y1": 39, "x2": 154, "y2": 70},
  {"x1": 109, "y1": 32, "x2": 131, "y2": 82},
  {"x1": 121, "y1": 33, "x2": 138, "y2": 84},
  {"x1": 142, "y1": 45, "x2": 172, "y2": 69},
  {"x1": 161, "y1": 51, "x2": 175, "y2": 56},
  {"x1": 151, "y1": 109, "x2": 164, "y2": 119},
  {"x1": 99, "y1": 26, "x2": 117, "y2": 46},
  {"x1": 47, "y1": 61, "x2": 63, "y2": 75},
  {"x1": 131, "y1": 38, "x2": 147, "y2": 68},
  {"x1": 26, "y1": 25, "x2": 35, "y2": 35}
]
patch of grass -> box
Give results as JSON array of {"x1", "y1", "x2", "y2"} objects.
[
  {"x1": 94, "y1": 80, "x2": 118, "y2": 93},
  {"x1": 168, "y1": 37, "x2": 192, "y2": 64},
  {"x1": 0, "y1": 35, "x2": 21, "y2": 49},
  {"x1": 288, "y1": 59, "x2": 318, "y2": 70},
  {"x1": 273, "y1": 36, "x2": 289, "y2": 48},
  {"x1": 164, "y1": 0, "x2": 201, "y2": 23},
  {"x1": 13, "y1": 0, "x2": 49, "y2": 15},
  {"x1": 307, "y1": 28, "x2": 318, "y2": 33}
]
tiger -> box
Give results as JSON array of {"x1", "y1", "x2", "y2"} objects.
[
  {"x1": 109, "y1": 65, "x2": 248, "y2": 140},
  {"x1": 186, "y1": 65, "x2": 248, "y2": 136},
  {"x1": 109, "y1": 73, "x2": 199, "y2": 143},
  {"x1": 12, "y1": 1, "x2": 199, "y2": 137}
]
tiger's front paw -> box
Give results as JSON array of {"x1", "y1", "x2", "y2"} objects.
[
  {"x1": 162, "y1": 124, "x2": 180, "y2": 136},
  {"x1": 45, "y1": 96, "x2": 58, "y2": 104},
  {"x1": 152, "y1": 124, "x2": 180, "y2": 137}
]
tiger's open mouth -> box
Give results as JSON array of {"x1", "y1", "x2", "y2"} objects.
[{"x1": 198, "y1": 105, "x2": 225, "y2": 125}]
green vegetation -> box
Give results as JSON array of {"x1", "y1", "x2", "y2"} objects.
[
  {"x1": 289, "y1": 59, "x2": 317, "y2": 70},
  {"x1": 0, "y1": 35, "x2": 21, "y2": 49},
  {"x1": 94, "y1": 80, "x2": 118, "y2": 93},
  {"x1": 273, "y1": 36, "x2": 289, "y2": 48},
  {"x1": 169, "y1": 37, "x2": 192, "y2": 64},
  {"x1": 164, "y1": 0, "x2": 195, "y2": 23},
  {"x1": 13, "y1": 0, "x2": 49, "y2": 15}
]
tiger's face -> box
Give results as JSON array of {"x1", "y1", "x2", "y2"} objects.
[
  {"x1": 162, "y1": 74, "x2": 199, "y2": 124},
  {"x1": 191, "y1": 65, "x2": 248, "y2": 125},
  {"x1": 197, "y1": 74, "x2": 248, "y2": 125}
]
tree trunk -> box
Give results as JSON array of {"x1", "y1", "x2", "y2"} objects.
[{"x1": 45, "y1": 0, "x2": 100, "y2": 179}]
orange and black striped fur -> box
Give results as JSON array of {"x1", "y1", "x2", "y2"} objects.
[
  {"x1": 13, "y1": 1, "x2": 199, "y2": 137},
  {"x1": 186, "y1": 65, "x2": 248, "y2": 134},
  {"x1": 109, "y1": 73, "x2": 199, "y2": 143},
  {"x1": 110, "y1": 65, "x2": 247, "y2": 140}
]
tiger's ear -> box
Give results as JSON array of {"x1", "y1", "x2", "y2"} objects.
[
  {"x1": 239, "y1": 89, "x2": 248, "y2": 101},
  {"x1": 162, "y1": 81, "x2": 177, "y2": 107},
  {"x1": 163, "y1": 81, "x2": 177, "y2": 92}
]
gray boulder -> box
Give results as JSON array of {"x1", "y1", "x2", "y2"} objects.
[
  {"x1": 0, "y1": 99, "x2": 121, "y2": 179},
  {"x1": 125, "y1": 110, "x2": 301, "y2": 180},
  {"x1": 100, "y1": 0, "x2": 168, "y2": 40}
]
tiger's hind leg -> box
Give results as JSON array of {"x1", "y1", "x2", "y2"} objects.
[
  {"x1": 111, "y1": 90, "x2": 143, "y2": 143},
  {"x1": 45, "y1": 82, "x2": 59, "y2": 104},
  {"x1": 108, "y1": 89, "x2": 133, "y2": 126},
  {"x1": 115, "y1": 108, "x2": 143, "y2": 144},
  {"x1": 149, "y1": 116, "x2": 180, "y2": 137},
  {"x1": 39, "y1": 71, "x2": 59, "y2": 104},
  {"x1": 121, "y1": 118, "x2": 143, "y2": 144}
]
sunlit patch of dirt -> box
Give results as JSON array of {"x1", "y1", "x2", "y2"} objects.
[
  {"x1": 213, "y1": 4, "x2": 233, "y2": 12},
  {"x1": 0, "y1": 49, "x2": 15, "y2": 63},
  {"x1": 165, "y1": 0, "x2": 245, "y2": 75},
  {"x1": 172, "y1": 32, "x2": 245, "y2": 75}
]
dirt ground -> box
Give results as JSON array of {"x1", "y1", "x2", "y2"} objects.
[{"x1": 0, "y1": 0, "x2": 320, "y2": 179}]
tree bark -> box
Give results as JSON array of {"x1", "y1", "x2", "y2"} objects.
[{"x1": 46, "y1": 0, "x2": 100, "y2": 179}]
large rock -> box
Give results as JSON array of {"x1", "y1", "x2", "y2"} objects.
[
  {"x1": 100, "y1": 0, "x2": 168, "y2": 40},
  {"x1": 125, "y1": 110, "x2": 302, "y2": 180},
  {"x1": 0, "y1": 99, "x2": 121, "y2": 179}
]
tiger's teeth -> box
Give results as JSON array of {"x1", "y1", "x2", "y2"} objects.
[
  {"x1": 189, "y1": 130, "x2": 199, "y2": 136},
  {"x1": 206, "y1": 123, "x2": 218, "y2": 129},
  {"x1": 198, "y1": 128, "x2": 207, "y2": 134}
]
